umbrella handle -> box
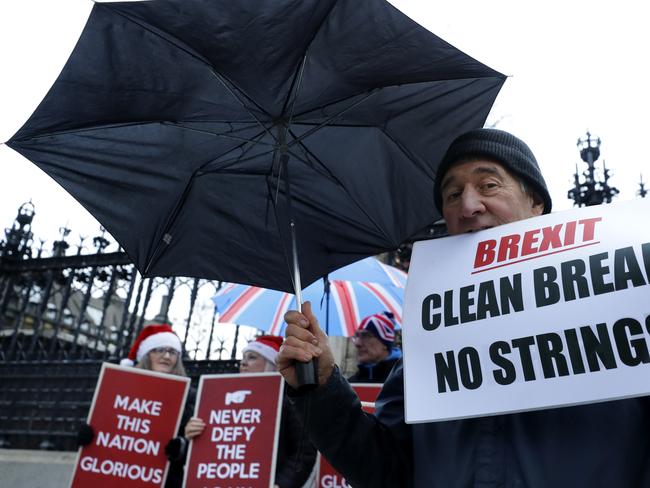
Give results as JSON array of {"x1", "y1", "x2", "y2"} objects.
[
  {"x1": 295, "y1": 358, "x2": 318, "y2": 390},
  {"x1": 291, "y1": 223, "x2": 319, "y2": 390},
  {"x1": 294, "y1": 294, "x2": 318, "y2": 390}
]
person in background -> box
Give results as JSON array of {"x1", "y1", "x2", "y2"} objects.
[
  {"x1": 239, "y1": 335, "x2": 317, "y2": 488},
  {"x1": 78, "y1": 324, "x2": 203, "y2": 488},
  {"x1": 348, "y1": 312, "x2": 401, "y2": 384}
]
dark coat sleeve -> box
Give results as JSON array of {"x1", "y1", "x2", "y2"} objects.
[
  {"x1": 275, "y1": 395, "x2": 317, "y2": 488},
  {"x1": 289, "y1": 362, "x2": 413, "y2": 488}
]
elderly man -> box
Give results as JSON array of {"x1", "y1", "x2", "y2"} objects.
[
  {"x1": 278, "y1": 129, "x2": 650, "y2": 488},
  {"x1": 348, "y1": 312, "x2": 402, "y2": 384}
]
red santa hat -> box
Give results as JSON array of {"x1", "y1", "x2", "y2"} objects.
[
  {"x1": 120, "y1": 324, "x2": 182, "y2": 367},
  {"x1": 241, "y1": 335, "x2": 283, "y2": 365}
]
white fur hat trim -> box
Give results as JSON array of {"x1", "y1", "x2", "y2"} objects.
[
  {"x1": 137, "y1": 332, "x2": 182, "y2": 361},
  {"x1": 242, "y1": 341, "x2": 278, "y2": 365}
]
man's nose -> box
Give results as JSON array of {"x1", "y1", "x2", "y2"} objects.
[{"x1": 459, "y1": 188, "x2": 486, "y2": 217}]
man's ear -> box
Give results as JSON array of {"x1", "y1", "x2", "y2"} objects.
[{"x1": 530, "y1": 192, "x2": 545, "y2": 216}]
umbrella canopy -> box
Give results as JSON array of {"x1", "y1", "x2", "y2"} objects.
[
  {"x1": 213, "y1": 257, "x2": 406, "y2": 336},
  {"x1": 6, "y1": 0, "x2": 505, "y2": 292}
]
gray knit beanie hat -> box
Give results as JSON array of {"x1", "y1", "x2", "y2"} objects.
[{"x1": 434, "y1": 128, "x2": 552, "y2": 214}]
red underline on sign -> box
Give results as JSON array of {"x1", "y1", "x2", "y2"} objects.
[{"x1": 470, "y1": 241, "x2": 601, "y2": 275}]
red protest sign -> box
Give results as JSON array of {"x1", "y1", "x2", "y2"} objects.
[
  {"x1": 184, "y1": 373, "x2": 284, "y2": 488},
  {"x1": 351, "y1": 383, "x2": 383, "y2": 414},
  {"x1": 317, "y1": 383, "x2": 383, "y2": 488},
  {"x1": 70, "y1": 363, "x2": 190, "y2": 488},
  {"x1": 318, "y1": 457, "x2": 350, "y2": 488}
]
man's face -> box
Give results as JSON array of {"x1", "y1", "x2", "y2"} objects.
[
  {"x1": 440, "y1": 159, "x2": 544, "y2": 236},
  {"x1": 353, "y1": 330, "x2": 389, "y2": 364}
]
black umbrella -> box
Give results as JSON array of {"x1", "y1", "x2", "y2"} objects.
[{"x1": 7, "y1": 0, "x2": 504, "y2": 383}]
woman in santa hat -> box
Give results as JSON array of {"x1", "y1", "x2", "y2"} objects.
[
  {"x1": 120, "y1": 323, "x2": 186, "y2": 376},
  {"x1": 79, "y1": 324, "x2": 203, "y2": 488},
  {"x1": 239, "y1": 334, "x2": 286, "y2": 373}
]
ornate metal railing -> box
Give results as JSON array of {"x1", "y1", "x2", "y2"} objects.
[
  {"x1": 0, "y1": 359, "x2": 239, "y2": 451},
  {"x1": 0, "y1": 203, "x2": 253, "y2": 450}
]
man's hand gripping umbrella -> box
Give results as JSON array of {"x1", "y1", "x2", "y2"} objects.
[{"x1": 279, "y1": 302, "x2": 336, "y2": 390}]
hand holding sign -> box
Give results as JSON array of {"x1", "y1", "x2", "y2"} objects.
[{"x1": 183, "y1": 417, "x2": 205, "y2": 440}]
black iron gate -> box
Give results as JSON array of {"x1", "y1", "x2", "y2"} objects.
[{"x1": 0, "y1": 203, "x2": 244, "y2": 450}]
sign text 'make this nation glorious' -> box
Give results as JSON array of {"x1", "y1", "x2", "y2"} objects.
[
  {"x1": 70, "y1": 363, "x2": 189, "y2": 487},
  {"x1": 402, "y1": 199, "x2": 650, "y2": 423}
]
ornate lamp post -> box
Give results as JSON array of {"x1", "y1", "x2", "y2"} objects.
[
  {"x1": 638, "y1": 174, "x2": 647, "y2": 198},
  {"x1": 0, "y1": 201, "x2": 35, "y2": 259},
  {"x1": 568, "y1": 131, "x2": 619, "y2": 207},
  {"x1": 52, "y1": 226, "x2": 71, "y2": 258}
]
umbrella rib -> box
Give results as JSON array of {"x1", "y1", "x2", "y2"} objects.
[
  {"x1": 279, "y1": 0, "x2": 341, "y2": 118},
  {"x1": 275, "y1": 47, "x2": 313, "y2": 208},
  {"x1": 288, "y1": 89, "x2": 381, "y2": 147},
  {"x1": 159, "y1": 123, "x2": 273, "y2": 173},
  {"x1": 160, "y1": 121, "x2": 272, "y2": 175},
  {"x1": 101, "y1": 3, "x2": 279, "y2": 144},
  {"x1": 288, "y1": 122, "x2": 380, "y2": 129},
  {"x1": 286, "y1": 137, "x2": 337, "y2": 180},
  {"x1": 7, "y1": 120, "x2": 186, "y2": 143},
  {"x1": 218, "y1": 129, "x2": 274, "y2": 168},
  {"x1": 196, "y1": 147, "x2": 277, "y2": 177},
  {"x1": 271, "y1": 51, "x2": 309, "y2": 204},
  {"x1": 379, "y1": 127, "x2": 434, "y2": 179},
  {"x1": 281, "y1": 51, "x2": 310, "y2": 123},
  {"x1": 291, "y1": 75, "x2": 505, "y2": 121},
  {"x1": 163, "y1": 121, "x2": 276, "y2": 147},
  {"x1": 8, "y1": 119, "x2": 261, "y2": 144},
  {"x1": 206, "y1": 68, "x2": 280, "y2": 144},
  {"x1": 143, "y1": 175, "x2": 197, "y2": 276},
  {"x1": 284, "y1": 145, "x2": 395, "y2": 244}
]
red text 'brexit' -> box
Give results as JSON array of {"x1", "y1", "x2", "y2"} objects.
[{"x1": 473, "y1": 217, "x2": 602, "y2": 273}]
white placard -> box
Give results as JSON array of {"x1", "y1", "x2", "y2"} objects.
[{"x1": 402, "y1": 199, "x2": 650, "y2": 423}]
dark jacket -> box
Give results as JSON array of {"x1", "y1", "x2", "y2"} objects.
[
  {"x1": 290, "y1": 360, "x2": 650, "y2": 488},
  {"x1": 348, "y1": 348, "x2": 401, "y2": 384},
  {"x1": 275, "y1": 394, "x2": 318, "y2": 488}
]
